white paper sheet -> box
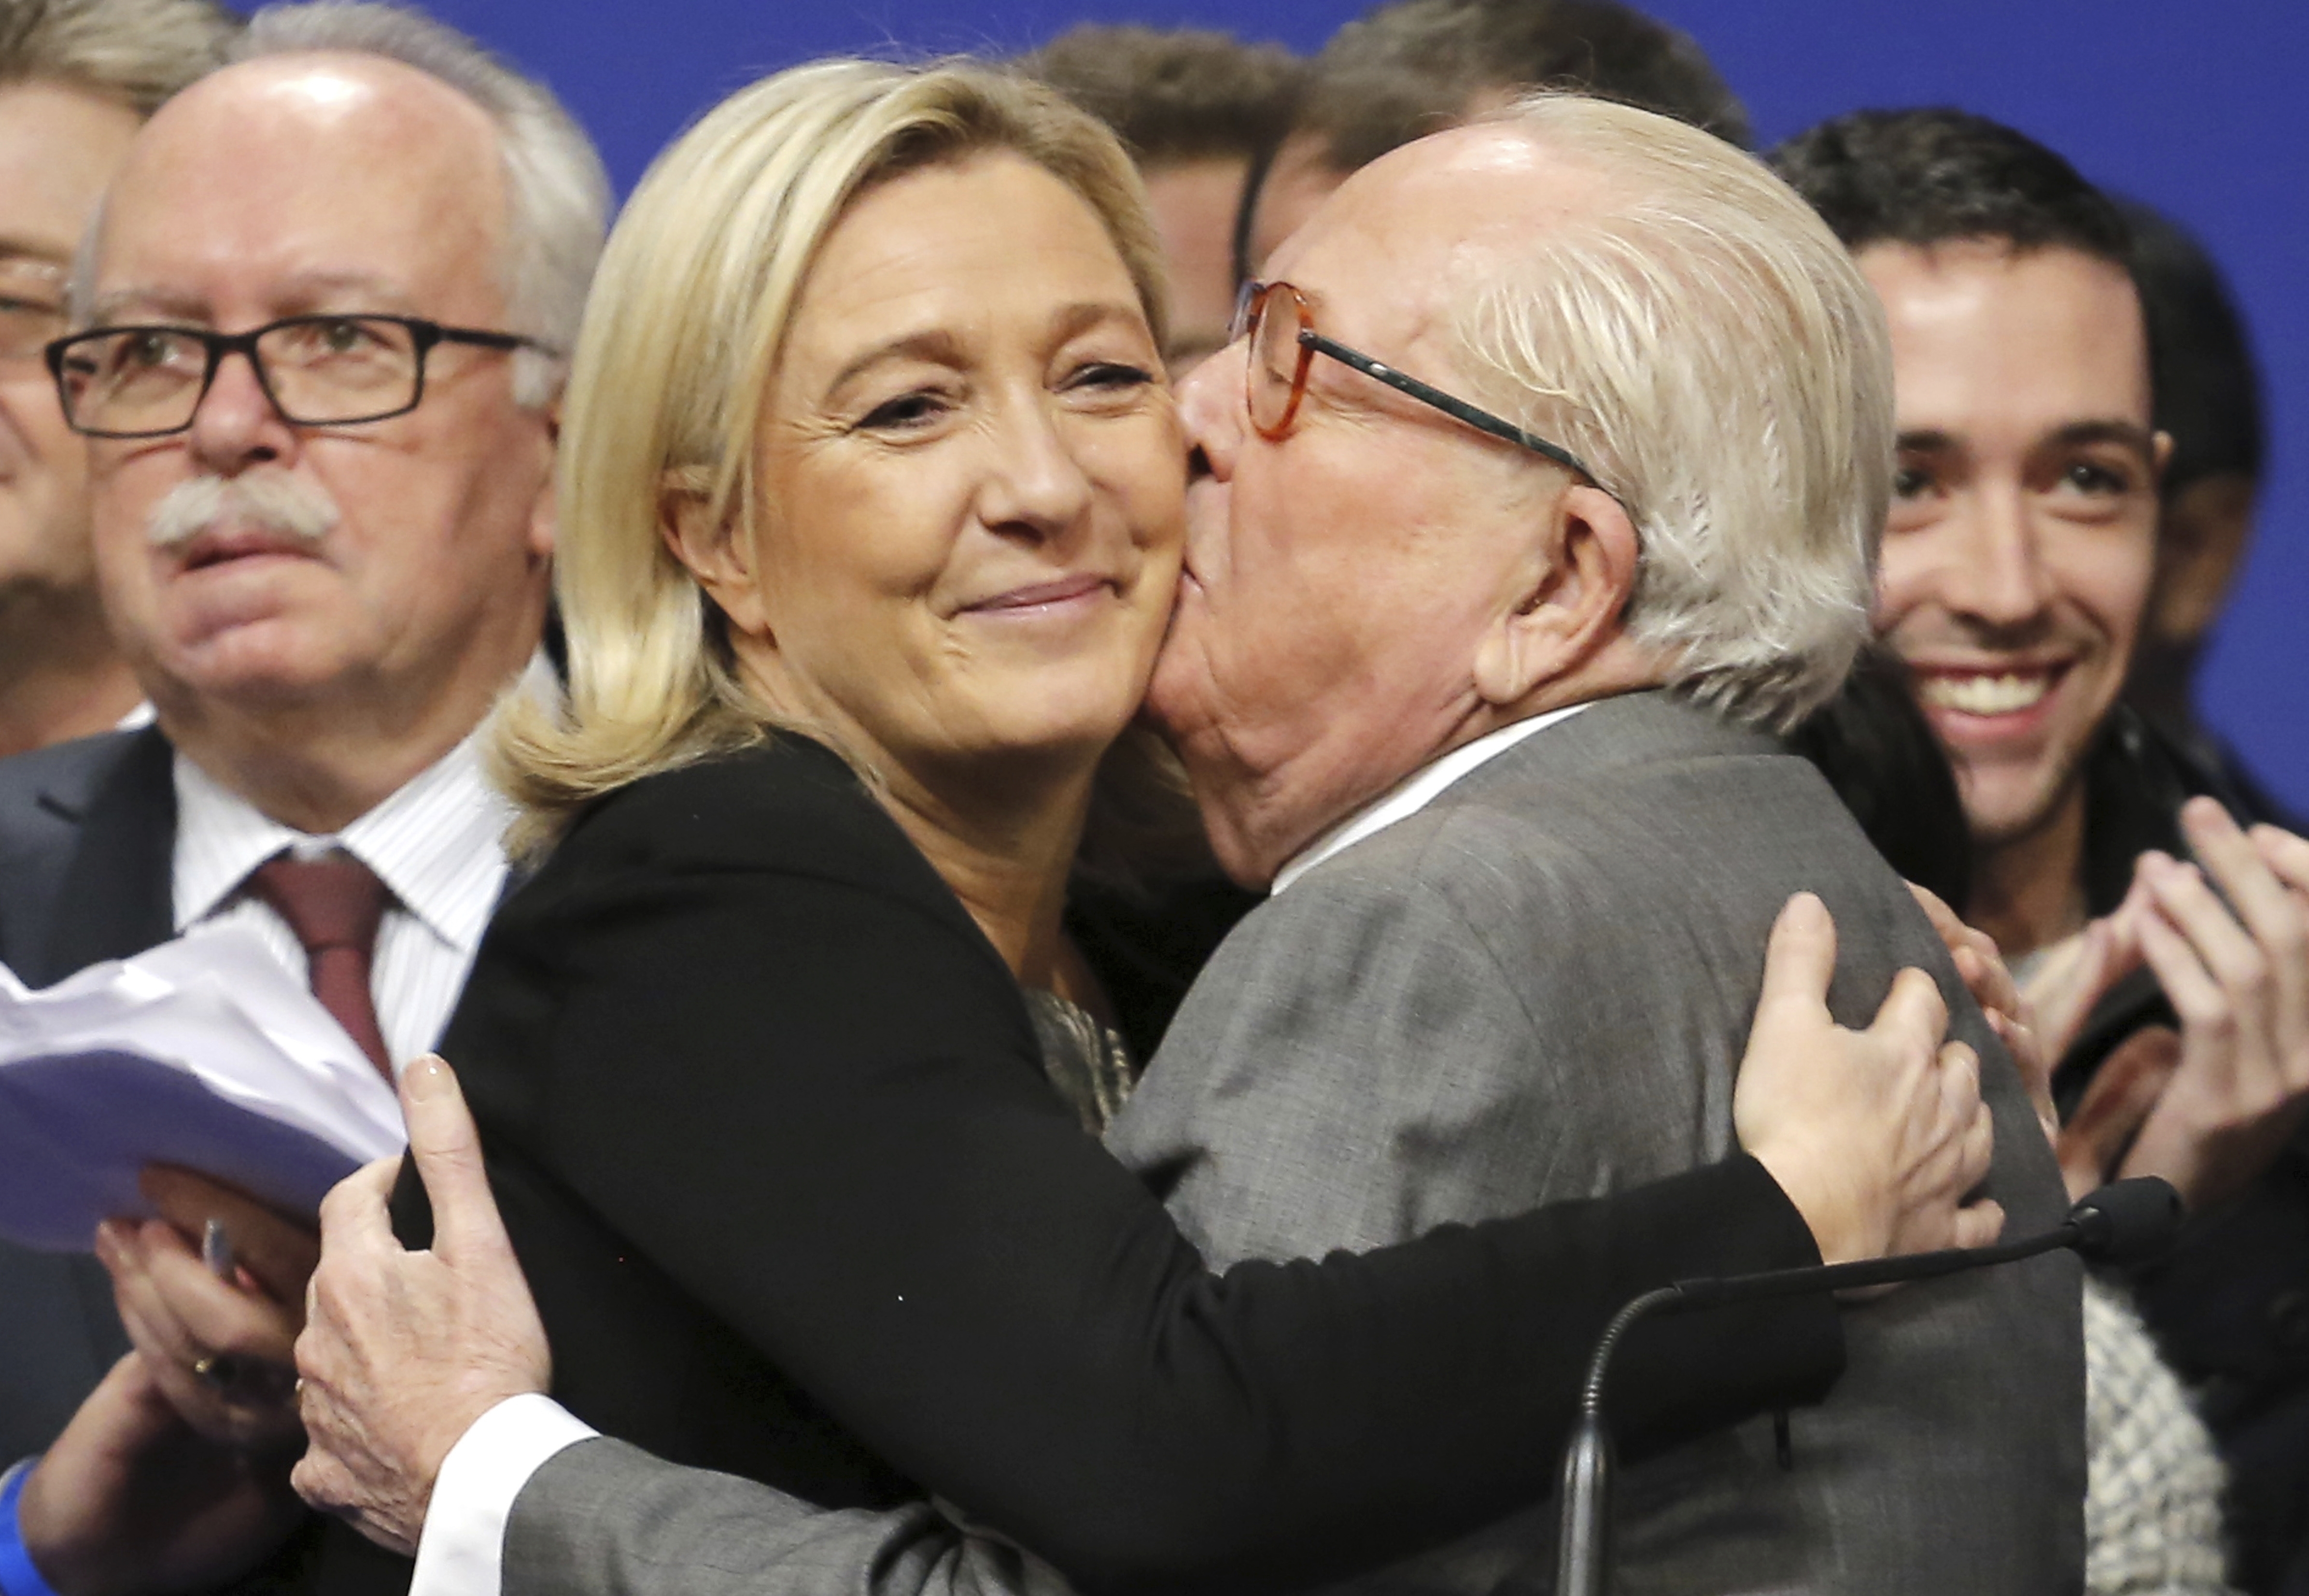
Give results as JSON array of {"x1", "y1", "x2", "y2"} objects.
[{"x1": 0, "y1": 922, "x2": 406, "y2": 1251}]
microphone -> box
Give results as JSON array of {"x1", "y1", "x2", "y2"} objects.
[
  {"x1": 2065, "y1": 1175, "x2": 2188, "y2": 1265},
  {"x1": 1553, "y1": 1177, "x2": 2181, "y2": 1596}
]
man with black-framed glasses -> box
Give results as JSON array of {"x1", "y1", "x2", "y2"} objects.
[{"x1": 0, "y1": 6, "x2": 610, "y2": 1586}]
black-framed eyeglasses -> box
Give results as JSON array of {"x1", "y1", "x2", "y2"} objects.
[
  {"x1": 44, "y1": 313, "x2": 558, "y2": 439},
  {"x1": 1231, "y1": 280, "x2": 1597, "y2": 481}
]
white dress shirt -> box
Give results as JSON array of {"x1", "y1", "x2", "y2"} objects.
[
  {"x1": 408, "y1": 702, "x2": 1595, "y2": 1596},
  {"x1": 172, "y1": 734, "x2": 513, "y2": 1073}
]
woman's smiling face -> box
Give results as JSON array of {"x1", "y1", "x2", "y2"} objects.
[{"x1": 704, "y1": 149, "x2": 1185, "y2": 793}]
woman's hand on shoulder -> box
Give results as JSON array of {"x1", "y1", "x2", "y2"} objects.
[{"x1": 1734, "y1": 892, "x2": 2001, "y2": 1268}]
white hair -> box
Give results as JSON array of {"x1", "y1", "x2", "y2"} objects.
[
  {"x1": 228, "y1": 2, "x2": 609, "y2": 406},
  {"x1": 1453, "y1": 93, "x2": 1893, "y2": 728}
]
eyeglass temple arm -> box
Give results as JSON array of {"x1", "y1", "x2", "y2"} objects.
[
  {"x1": 434, "y1": 325, "x2": 555, "y2": 355},
  {"x1": 1299, "y1": 330, "x2": 1595, "y2": 481}
]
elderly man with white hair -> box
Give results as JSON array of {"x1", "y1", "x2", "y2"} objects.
[
  {"x1": 80, "y1": 91, "x2": 2076, "y2": 1596},
  {"x1": 1114, "y1": 94, "x2": 2079, "y2": 1593}
]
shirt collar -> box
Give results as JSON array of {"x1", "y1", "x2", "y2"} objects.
[
  {"x1": 172, "y1": 732, "x2": 513, "y2": 949},
  {"x1": 1270, "y1": 703, "x2": 1590, "y2": 895}
]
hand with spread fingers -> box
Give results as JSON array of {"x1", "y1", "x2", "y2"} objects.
[
  {"x1": 1734, "y1": 892, "x2": 2002, "y2": 1271},
  {"x1": 92, "y1": 1166, "x2": 319, "y2": 1455},
  {"x1": 294, "y1": 1055, "x2": 551, "y2": 1556},
  {"x1": 2106, "y1": 800, "x2": 2309, "y2": 1210}
]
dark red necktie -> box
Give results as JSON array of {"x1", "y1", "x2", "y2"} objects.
[{"x1": 245, "y1": 852, "x2": 394, "y2": 1082}]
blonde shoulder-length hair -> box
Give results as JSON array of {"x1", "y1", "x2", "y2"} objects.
[{"x1": 497, "y1": 58, "x2": 1194, "y2": 866}]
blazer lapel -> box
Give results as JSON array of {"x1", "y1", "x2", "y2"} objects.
[{"x1": 40, "y1": 726, "x2": 178, "y2": 984}]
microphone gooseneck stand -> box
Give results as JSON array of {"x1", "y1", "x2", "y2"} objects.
[{"x1": 1553, "y1": 1177, "x2": 2184, "y2": 1596}]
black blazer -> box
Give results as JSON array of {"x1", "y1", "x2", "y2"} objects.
[
  {"x1": 323, "y1": 736, "x2": 1846, "y2": 1596},
  {"x1": 0, "y1": 729, "x2": 175, "y2": 1459}
]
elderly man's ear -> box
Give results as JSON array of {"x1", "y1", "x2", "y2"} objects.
[{"x1": 1472, "y1": 483, "x2": 1642, "y2": 707}]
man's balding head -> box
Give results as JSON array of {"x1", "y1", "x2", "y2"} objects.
[
  {"x1": 70, "y1": 9, "x2": 605, "y2": 829},
  {"x1": 1156, "y1": 98, "x2": 1890, "y2": 884},
  {"x1": 76, "y1": 2, "x2": 609, "y2": 405},
  {"x1": 100, "y1": 51, "x2": 512, "y2": 327}
]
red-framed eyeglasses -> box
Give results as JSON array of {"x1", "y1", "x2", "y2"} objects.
[{"x1": 1231, "y1": 279, "x2": 1598, "y2": 483}]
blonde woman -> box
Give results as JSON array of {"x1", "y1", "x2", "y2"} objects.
[{"x1": 24, "y1": 58, "x2": 2004, "y2": 1595}]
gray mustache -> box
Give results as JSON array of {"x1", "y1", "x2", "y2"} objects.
[{"x1": 146, "y1": 473, "x2": 341, "y2": 549}]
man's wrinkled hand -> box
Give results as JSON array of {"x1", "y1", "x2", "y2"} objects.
[
  {"x1": 294, "y1": 1055, "x2": 551, "y2": 1556},
  {"x1": 1736, "y1": 892, "x2": 2000, "y2": 1270}
]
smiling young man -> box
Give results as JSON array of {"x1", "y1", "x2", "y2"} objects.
[
  {"x1": 1774, "y1": 109, "x2": 2309, "y2": 1593},
  {"x1": 1862, "y1": 230, "x2": 2164, "y2": 964}
]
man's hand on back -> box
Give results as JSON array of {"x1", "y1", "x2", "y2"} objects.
[{"x1": 294, "y1": 1055, "x2": 551, "y2": 1556}]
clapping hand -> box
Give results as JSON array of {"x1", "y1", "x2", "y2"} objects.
[
  {"x1": 2025, "y1": 800, "x2": 2309, "y2": 1209},
  {"x1": 2098, "y1": 801, "x2": 2309, "y2": 1210}
]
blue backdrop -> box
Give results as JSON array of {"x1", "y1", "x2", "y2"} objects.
[{"x1": 409, "y1": 0, "x2": 2309, "y2": 811}]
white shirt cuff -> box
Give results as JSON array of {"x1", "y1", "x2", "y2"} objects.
[{"x1": 408, "y1": 1393, "x2": 597, "y2": 1596}]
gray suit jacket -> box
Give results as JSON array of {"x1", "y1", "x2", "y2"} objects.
[
  {"x1": 501, "y1": 692, "x2": 2082, "y2": 1596},
  {"x1": 1108, "y1": 692, "x2": 2082, "y2": 1593}
]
